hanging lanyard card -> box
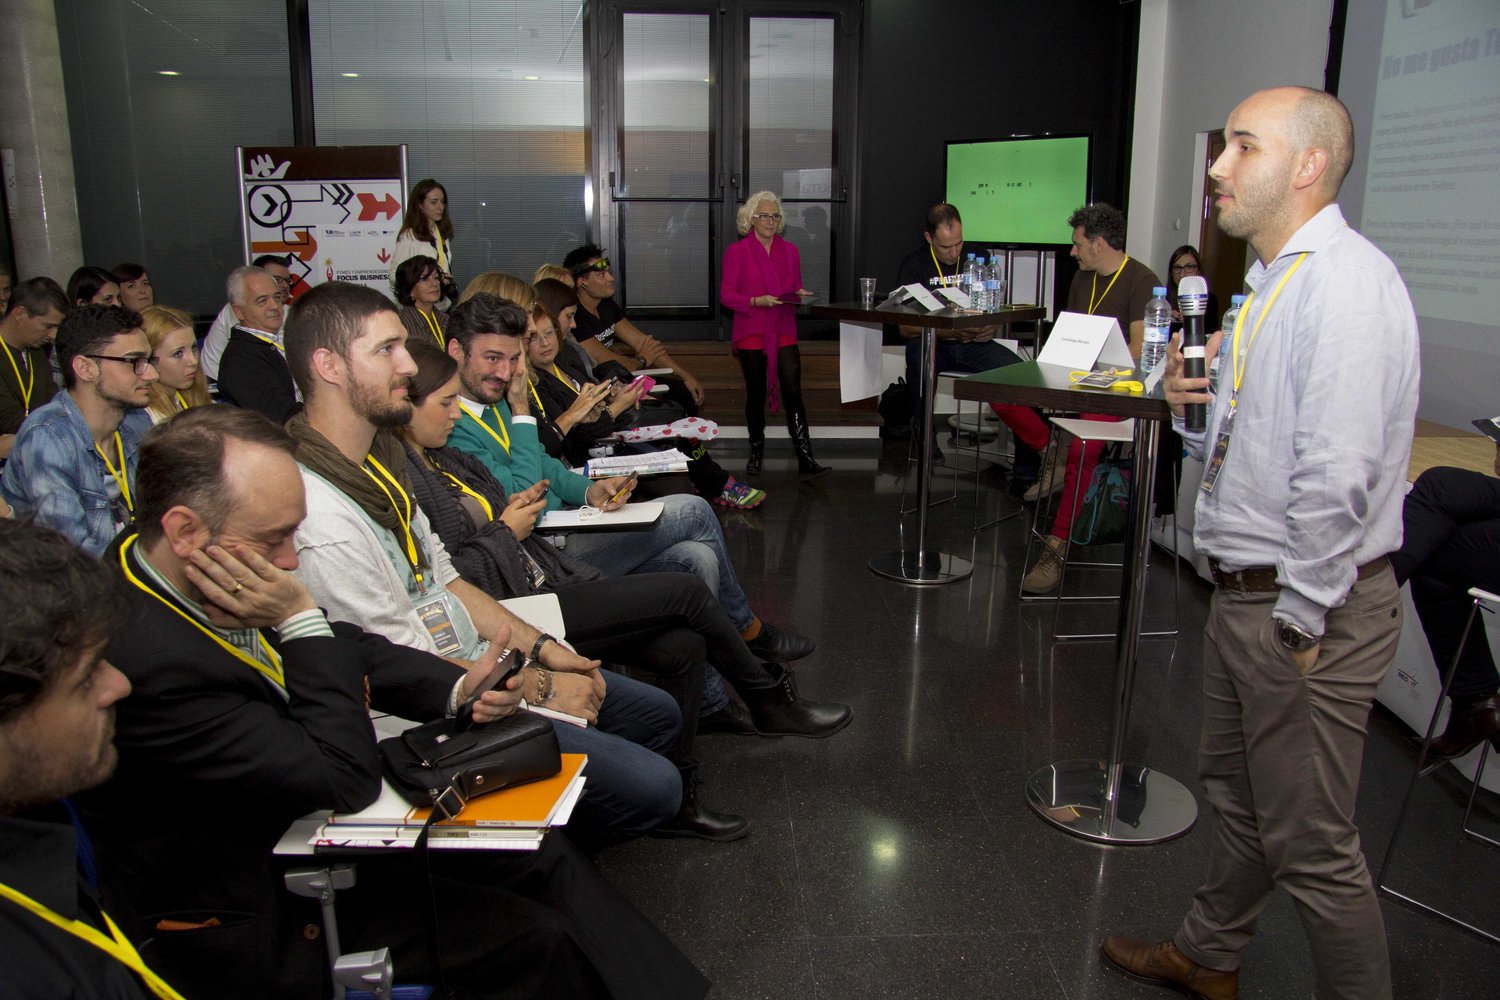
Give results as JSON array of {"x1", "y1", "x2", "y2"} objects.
[
  {"x1": 415, "y1": 591, "x2": 465, "y2": 656},
  {"x1": 1199, "y1": 401, "x2": 1237, "y2": 494}
]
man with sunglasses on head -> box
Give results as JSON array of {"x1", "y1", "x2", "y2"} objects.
[
  {"x1": 1, "y1": 305, "x2": 156, "y2": 556},
  {"x1": 564, "y1": 244, "x2": 706, "y2": 416}
]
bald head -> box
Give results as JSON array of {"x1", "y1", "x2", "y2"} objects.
[{"x1": 1285, "y1": 87, "x2": 1354, "y2": 195}]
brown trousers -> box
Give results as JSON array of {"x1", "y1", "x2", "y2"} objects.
[{"x1": 1175, "y1": 567, "x2": 1401, "y2": 1000}]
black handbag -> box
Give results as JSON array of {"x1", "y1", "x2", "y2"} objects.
[{"x1": 379, "y1": 710, "x2": 561, "y2": 819}]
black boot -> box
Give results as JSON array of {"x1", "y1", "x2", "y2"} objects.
[
  {"x1": 746, "y1": 436, "x2": 764, "y2": 476},
  {"x1": 652, "y1": 765, "x2": 751, "y2": 842},
  {"x1": 743, "y1": 619, "x2": 815, "y2": 662},
  {"x1": 740, "y1": 665, "x2": 852, "y2": 738},
  {"x1": 788, "y1": 410, "x2": 830, "y2": 479}
]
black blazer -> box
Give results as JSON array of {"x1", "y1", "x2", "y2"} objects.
[
  {"x1": 78, "y1": 543, "x2": 459, "y2": 997},
  {"x1": 216, "y1": 328, "x2": 300, "y2": 424}
]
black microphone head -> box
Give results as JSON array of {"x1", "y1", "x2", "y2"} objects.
[{"x1": 1179, "y1": 275, "x2": 1209, "y2": 317}]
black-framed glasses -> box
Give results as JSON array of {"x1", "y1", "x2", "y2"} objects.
[
  {"x1": 269, "y1": 273, "x2": 293, "y2": 286},
  {"x1": 1170, "y1": 261, "x2": 1201, "y2": 274},
  {"x1": 86, "y1": 354, "x2": 156, "y2": 376},
  {"x1": 751, "y1": 212, "x2": 783, "y2": 222},
  {"x1": 573, "y1": 258, "x2": 611, "y2": 277}
]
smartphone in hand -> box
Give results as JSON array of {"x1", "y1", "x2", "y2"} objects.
[
  {"x1": 455, "y1": 647, "x2": 526, "y2": 729},
  {"x1": 629, "y1": 374, "x2": 657, "y2": 394}
]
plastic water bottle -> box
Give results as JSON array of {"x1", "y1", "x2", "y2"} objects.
[
  {"x1": 970, "y1": 257, "x2": 989, "y2": 311},
  {"x1": 1209, "y1": 294, "x2": 1246, "y2": 393},
  {"x1": 961, "y1": 253, "x2": 978, "y2": 300},
  {"x1": 1141, "y1": 286, "x2": 1171, "y2": 374}
]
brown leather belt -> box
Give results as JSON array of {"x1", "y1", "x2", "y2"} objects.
[{"x1": 1208, "y1": 556, "x2": 1390, "y2": 594}]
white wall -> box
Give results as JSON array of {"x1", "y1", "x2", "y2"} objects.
[{"x1": 1128, "y1": 0, "x2": 1336, "y2": 275}]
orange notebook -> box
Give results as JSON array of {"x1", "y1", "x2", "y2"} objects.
[{"x1": 327, "y1": 753, "x2": 587, "y2": 830}]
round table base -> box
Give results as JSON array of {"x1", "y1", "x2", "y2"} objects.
[
  {"x1": 868, "y1": 549, "x2": 973, "y2": 585},
  {"x1": 1025, "y1": 759, "x2": 1198, "y2": 845}
]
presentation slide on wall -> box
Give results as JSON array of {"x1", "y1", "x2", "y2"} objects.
[
  {"x1": 1341, "y1": 0, "x2": 1500, "y2": 427},
  {"x1": 945, "y1": 136, "x2": 1089, "y2": 247}
]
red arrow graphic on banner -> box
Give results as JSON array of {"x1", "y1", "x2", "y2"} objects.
[{"x1": 357, "y1": 193, "x2": 401, "y2": 221}]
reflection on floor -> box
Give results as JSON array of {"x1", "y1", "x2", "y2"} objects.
[{"x1": 594, "y1": 439, "x2": 1500, "y2": 999}]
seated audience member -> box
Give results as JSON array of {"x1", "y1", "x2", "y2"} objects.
[
  {"x1": 0, "y1": 277, "x2": 68, "y2": 459},
  {"x1": 402, "y1": 338, "x2": 851, "y2": 829},
  {"x1": 564, "y1": 243, "x2": 705, "y2": 415},
  {"x1": 1, "y1": 305, "x2": 154, "y2": 556},
  {"x1": 216, "y1": 265, "x2": 300, "y2": 423},
  {"x1": 281, "y1": 281, "x2": 680, "y2": 848},
  {"x1": 443, "y1": 293, "x2": 810, "y2": 663},
  {"x1": 533, "y1": 261, "x2": 574, "y2": 286},
  {"x1": 78, "y1": 405, "x2": 710, "y2": 999},
  {"x1": 140, "y1": 304, "x2": 210, "y2": 424},
  {"x1": 893, "y1": 203, "x2": 1041, "y2": 482},
  {"x1": 1165, "y1": 244, "x2": 1220, "y2": 334},
  {"x1": 111, "y1": 262, "x2": 155, "y2": 313},
  {"x1": 201, "y1": 253, "x2": 294, "y2": 385},
  {"x1": 1022, "y1": 204, "x2": 1161, "y2": 594},
  {"x1": 535, "y1": 275, "x2": 613, "y2": 380},
  {"x1": 526, "y1": 299, "x2": 760, "y2": 509},
  {"x1": 67, "y1": 265, "x2": 121, "y2": 308},
  {"x1": 394, "y1": 253, "x2": 449, "y2": 347},
  {"x1": 1389, "y1": 447, "x2": 1500, "y2": 758},
  {"x1": 0, "y1": 520, "x2": 167, "y2": 1000}
]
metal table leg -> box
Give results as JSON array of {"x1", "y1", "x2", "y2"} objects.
[
  {"x1": 870, "y1": 323, "x2": 974, "y2": 585},
  {"x1": 1024, "y1": 417, "x2": 1198, "y2": 843}
]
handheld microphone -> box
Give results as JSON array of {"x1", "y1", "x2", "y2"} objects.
[{"x1": 1178, "y1": 275, "x2": 1209, "y2": 432}]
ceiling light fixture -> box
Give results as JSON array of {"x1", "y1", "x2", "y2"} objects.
[{"x1": 158, "y1": 70, "x2": 180, "y2": 76}]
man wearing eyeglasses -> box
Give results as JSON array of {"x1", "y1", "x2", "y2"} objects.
[
  {"x1": 1, "y1": 305, "x2": 156, "y2": 556},
  {"x1": 563, "y1": 244, "x2": 706, "y2": 415},
  {"x1": 201, "y1": 254, "x2": 295, "y2": 388}
]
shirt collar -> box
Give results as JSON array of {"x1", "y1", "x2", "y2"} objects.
[{"x1": 1247, "y1": 203, "x2": 1346, "y2": 287}]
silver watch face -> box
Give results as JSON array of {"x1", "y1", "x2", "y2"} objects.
[{"x1": 1277, "y1": 619, "x2": 1318, "y2": 651}]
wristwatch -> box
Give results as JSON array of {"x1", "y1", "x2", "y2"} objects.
[{"x1": 1274, "y1": 618, "x2": 1321, "y2": 652}]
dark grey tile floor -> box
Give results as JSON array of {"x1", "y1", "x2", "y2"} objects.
[{"x1": 595, "y1": 439, "x2": 1500, "y2": 1000}]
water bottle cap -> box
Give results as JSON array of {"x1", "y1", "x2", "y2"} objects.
[
  {"x1": 966, "y1": 253, "x2": 975, "y2": 259},
  {"x1": 1232, "y1": 294, "x2": 1246, "y2": 304},
  {"x1": 1152, "y1": 286, "x2": 1167, "y2": 296}
]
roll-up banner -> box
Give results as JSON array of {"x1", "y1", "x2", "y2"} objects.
[{"x1": 237, "y1": 145, "x2": 408, "y2": 298}]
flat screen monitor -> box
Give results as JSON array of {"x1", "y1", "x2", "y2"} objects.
[{"x1": 944, "y1": 134, "x2": 1092, "y2": 248}]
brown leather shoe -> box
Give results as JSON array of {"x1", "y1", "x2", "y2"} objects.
[
  {"x1": 1428, "y1": 693, "x2": 1500, "y2": 760},
  {"x1": 1101, "y1": 936, "x2": 1239, "y2": 1000}
]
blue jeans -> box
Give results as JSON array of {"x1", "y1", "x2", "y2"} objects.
[
  {"x1": 551, "y1": 669, "x2": 682, "y2": 850},
  {"x1": 565, "y1": 494, "x2": 753, "y2": 714}
]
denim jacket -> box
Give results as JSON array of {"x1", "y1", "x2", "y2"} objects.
[{"x1": 0, "y1": 391, "x2": 151, "y2": 556}]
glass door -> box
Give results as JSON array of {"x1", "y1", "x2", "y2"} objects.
[{"x1": 586, "y1": 0, "x2": 858, "y2": 338}]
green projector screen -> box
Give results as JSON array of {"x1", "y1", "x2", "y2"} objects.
[{"x1": 945, "y1": 135, "x2": 1091, "y2": 248}]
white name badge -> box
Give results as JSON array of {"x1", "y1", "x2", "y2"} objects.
[
  {"x1": 934, "y1": 286, "x2": 971, "y2": 309},
  {"x1": 1037, "y1": 311, "x2": 1133, "y2": 372},
  {"x1": 900, "y1": 282, "x2": 945, "y2": 312}
]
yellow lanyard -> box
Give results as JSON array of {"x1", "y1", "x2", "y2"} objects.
[
  {"x1": 241, "y1": 330, "x2": 285, "y2": 355},
  {"x1": 434, "y1": 230, "x2": 448, "y2": 271},
  {"x1": 929, "y1": 245, "x2": 955, "y2": 287},
  {"x1": 463, "y1": 406, "x2": 511, "y2": 455},
  {"x1": 95, "y1": 433, "x2": 133, "y2": 512},
  {"x1": 0, "y1": 880, "x2": 186, "y2": 1000},
  {"x1": 1088, "y1": 256, "x2": 1130, "y2": 315},
  {"x1": 550, "y1": 363, "x2": 579, "y2": 393},
  {"x1": 174, "y1": 391, "x2": 189, "y2": 411},
  {"x1": 362, "y1": 455, "x2": 425, "y2": 589},
  {"x1": 419, "y1": 309, "x2": 444, "y2": 347},
  {"x1": 1, "y1": 338, "x2": 33, "y2": 413},
  {"x1": 118, "y1": 536, "x2": 287, "y2": 693},
  {"x1": 440, "y1": 470, "x2": 494, "y2": 521},
  {"x1": 527, "y1": 379, "x2": 546, "y2": 415},
  {"x1": 1230, "y1": 253, "x2": 1309, "y2": 396}
]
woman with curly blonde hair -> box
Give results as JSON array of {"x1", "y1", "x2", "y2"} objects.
[{"x1": 720, "y1": 190, "x2": 825, "y2": 478}]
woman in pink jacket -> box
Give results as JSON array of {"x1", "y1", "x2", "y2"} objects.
[{"x1": 720, "y1": 191, "x2": 828, "y2": 479}]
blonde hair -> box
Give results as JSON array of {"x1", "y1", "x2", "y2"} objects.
[
  {"x1": 140, "y1": 304, "x2": 211, "y2": 419},
  {"x1": 532, "y1": 262, "x2": 574, "y2": 287},
  {"x1": 459, "y1": 271, "x2": 537, "y2": 311},
  {"x1": 736, "y1": 191, "x2": 785, "y2": 236}
]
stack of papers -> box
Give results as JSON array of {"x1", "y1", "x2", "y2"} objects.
[
  {"x1": 584, "y1": 449, "x2": 690, "y2": 479},
  {"x1": 309, "y1": 754, "x2": 588, "y2": 852}
]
